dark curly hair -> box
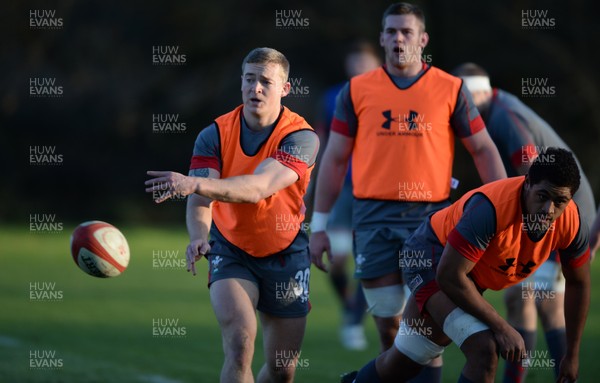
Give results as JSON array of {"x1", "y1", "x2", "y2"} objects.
[{"x1": 528, "y1": 147, "x2": 580, "y2": 195}]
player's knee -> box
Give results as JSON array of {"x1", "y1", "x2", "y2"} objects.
[
  {"x1": 223, "y1": 330, "x2": 255, "y2": 367},
  {"x1": 363, "y1": 284, "x2": 407, "y2": 318},
  {"x1": 217, "y1": 312, "x2": 242, "y2": 334},
  {"x1": 443, "y1": 307, "x2": 493, "y2": 367},
  {"x1": 394, "y1": 321, "x2": 445, "y2": 365},
  {"x1": 225, "y1": 348, "x2": 254, "y2": 370}
]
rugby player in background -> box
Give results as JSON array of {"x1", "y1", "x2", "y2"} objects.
[{"x1": 310, "y1": 4, "x2": 506, "y2": 382}]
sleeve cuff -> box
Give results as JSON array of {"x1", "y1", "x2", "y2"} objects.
[
  {"x1": 272, "y1": 150, "x2": 308, "y2": 179},
  {"x1": 448, "y1": 229, "x2": 485, "y2": 263},
  {"x1": 563, "y1": 248, "x2": 590, "y2": 269},
  {"x1": 331, "y1": 117, "x2": 352, "y2": 137},
  {"x1": 469, "y1": 115, "x2": 486, "y2": 136},
  {"x1": 190, "y1": 155, "x2": 220, "y2": 170}
]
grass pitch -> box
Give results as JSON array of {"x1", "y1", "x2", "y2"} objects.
[{"x1": 1, "y1": 225, "x2": 598, "y2": 382}]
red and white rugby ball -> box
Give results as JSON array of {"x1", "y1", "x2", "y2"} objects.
[{"x1": 70, "y1": 221, "x2": 130, "y2": 278}]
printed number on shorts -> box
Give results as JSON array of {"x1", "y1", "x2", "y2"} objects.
[{"x1": 294, "y1": 268, "x2": 310, "y2": 302}]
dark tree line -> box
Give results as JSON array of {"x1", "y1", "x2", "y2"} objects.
[{"x1": 2, "y1": 0, "x2": 597, "y2": 224}]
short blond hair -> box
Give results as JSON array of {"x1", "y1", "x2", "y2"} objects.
[{"x1": 241, "y1": 47, "x2": 290, "y2": 82}]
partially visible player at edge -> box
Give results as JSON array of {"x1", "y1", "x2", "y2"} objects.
[
  {"x1": 590, "y1": 208, "x2": 600, "y2": 258},
  {"x1": 145, "y1": 47, "x2": 319, "y2": 383},
  {"x1": 310, "y1": 3, "x2": 506, "y2": 382},
  {"x1": 345, "y1": 147, "x2": 590, "y2": 383},
  {"x1": 453, "y1": 62, "x2": 596, "y2": 383}
]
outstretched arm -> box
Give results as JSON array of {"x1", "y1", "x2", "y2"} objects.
[{"x1": 146, "y1": 158, "x2": 299, "y2": 204}]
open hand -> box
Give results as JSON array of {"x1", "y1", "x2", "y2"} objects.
[{"x1": 145, "y1": 171, "x2": 195, "y2": 203}]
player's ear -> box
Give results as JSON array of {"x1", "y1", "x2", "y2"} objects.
[
  {"x1": 379, "y1": 31, "x2": 385, "y2": 47},
  {"x1": 420, "y1": 31, "x2": 429, "y2": 50},
  {"x1": 281, "y1": 81, "x2": 291, "y2": 97},
  {"x1": 240, "y1": 75, "x2": 244, "y2": 91}
]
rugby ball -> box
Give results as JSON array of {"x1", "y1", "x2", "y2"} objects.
[{"x1": 70, "y1": 221, "x2": 130, "y2": 278}]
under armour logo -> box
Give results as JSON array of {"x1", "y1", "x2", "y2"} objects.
[
  {"x1": 499, "y1": 258, "x2": 516, "y2": 271},
  {"x1": 404, "y1": 110, "x2": 419, "y2": 130},
  {"x1": 519, "y1": 261, "x2": 537, "y2": 274},
  {"x1": 381, "y1": 110, "x2": 399, "y2": 130}
]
